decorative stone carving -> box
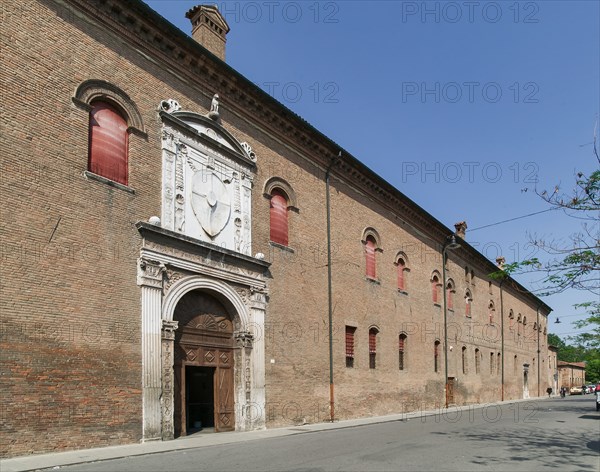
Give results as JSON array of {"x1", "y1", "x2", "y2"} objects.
[
  {"x1": 161, "y1": 319, "x2": 178, "y2": 440},
  {"x1": 137, "y1": 258, "x2": 166, "y2": 288},
  {"x1": 162, "y1": 319, "x2": 179, "y2": 340},
  {"x1": 208, "y1": 94, "x2": 220, "y2": 122},
  {"x1": 161, "y1": 116, "x2": 253, "y2": 255},
  {"x1": 191, "y1": 171, "x2": 231, "y2": 238},
  {"x1": 160, "y1": 99, "x2": 181, "y2": 113},
  {"x1": 235, "y1": 330, "x2": 254, "y2": 348},
  {"x1": 240, "y1": 142, "x2": 257, "y2": 162}
]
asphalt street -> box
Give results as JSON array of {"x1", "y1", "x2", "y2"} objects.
[{"x1": 49, "y1": 396, "x2": 599, "y2": 472}]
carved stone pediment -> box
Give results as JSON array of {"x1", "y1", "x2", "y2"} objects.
[{"x1": 160, "y1": 109, "x2": 254, "y2": 256}]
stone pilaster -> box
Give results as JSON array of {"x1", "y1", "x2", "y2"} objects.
[{"x1": 137, "y1": 258, "x2": 165, "y2": 441}]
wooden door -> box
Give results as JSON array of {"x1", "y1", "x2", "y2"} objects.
[
  {"x1": 215, "y1": 363, "x2": 234, "y2": 431},
  {"x1": 447, "y1": 377, "x2": 455, "y2": 404}
]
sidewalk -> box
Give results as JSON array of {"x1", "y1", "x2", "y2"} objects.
[{"x1": 1, "y1": 397, "x2": 549, "y2": 472}]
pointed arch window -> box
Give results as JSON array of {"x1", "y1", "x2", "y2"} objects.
[
  {"x1": 462, "y1": 346, "x2": 467, "y2": 374},
  {"x1": 488, "y1": 301, "x2": 496, "y2": 324},
  {"x1": 475, "y1": 348, "x2": 481, "y2": 374},
  {"x1": 431, "y1": 272, "x2": 442, "y2": 304},
  {"x1": 446, "y1": 279, "x2": 455, "y2": 310},
  {"x1": 434, "y1": 340, "x2": 441, "y2": 372},
  {"x1": 465, "y1": 289, "x2": 473, "y2": 318}
]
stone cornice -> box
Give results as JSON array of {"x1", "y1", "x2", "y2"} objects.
[{"x1": 136, "y1": 222, "x2": 271, "y2": 274}]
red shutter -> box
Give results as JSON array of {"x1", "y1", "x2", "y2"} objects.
[
  {"x1": 89, "y1": 102, "x2": 128, "y2": 185},
  {"x1": 365, "y1": 238, "x2": 376, "y2": 279},
  {"x1": 269, "y1": 190, "x2": 288, "y2": 246},
  {"x1": 397, "y1": 261, "x2": 405, "y2": 290},
  {"x1": 432, "y1": 277, "x2": 439, "y2": 303},
  {"x1": 345, "y1": 327, "x2": 355, "y2": 358},
  {"x1": 398, "y1": 335, "x2": 405, "y2": 352},
  {"x1": 369, "y1": 329, "x2": 377, "y2": 353},
  {"x1": 447, "y1": 286, "x2": 453, "y2": 309}
]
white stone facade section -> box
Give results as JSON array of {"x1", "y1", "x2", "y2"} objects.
[{"x1": 161, "y1": 115, "x2": 253, "y2": 256}]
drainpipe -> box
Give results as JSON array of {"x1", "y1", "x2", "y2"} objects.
[
  {"x1": 325, "y1": 152, "x2": 340, "y2": 422},
  {"x1": 442, "y1": 235, "x2": 461, "y2": 408},
  {"x1": 536, "y1": 304, "x2": 541, "y2": 398},
  {"x1": 499, "y1": 278, "x2": 505, "y2": 401}
]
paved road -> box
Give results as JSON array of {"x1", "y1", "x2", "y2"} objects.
[{"x1": 54, "y1": 396, "x2": 599, "y2": 472}]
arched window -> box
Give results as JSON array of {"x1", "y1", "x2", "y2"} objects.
[
  {"x1": 269, "y1": 188, "x2": 289, "y2": 246},
  {"x1": 395, "y1": 253, "x2": 409, "y2": 292},
  {"x1": 513, "y1": 355, "x2": 518, "y2": 375},
  {"x1": 361, "y1": 228, "x2": 381, "y2": 281},
  {"x1": 89, "y1": 101, "x2": 128, "y2": 185},
  {"x1": 365, "y1": 236, "x2": 377, "y2": 279},
  {"x1": 462, "y1": 346, "x2": 467, "y2": 374},
  {"x1": 488, "y1": 301, "x2": 495, "y2": 324},
  {"x1": 465, "y1": 289, "x2": 473, "y2": 318},
  {"x1": 446, "y1": 279, "x2": 455, "y2": 310},
  {"x1": 434, "y1": 340, "x2": 440, "y2": 372},
  {"x1": 490, "y1": 352, "x2": 494, "y2": 375},
  {"x1": 369, "y1": 328, "x2": 378, "y2": 369},
  {"x1": 497, "y1": 353, "x2": 501, "y2": 375},
  {"x1": 475, "y1": 348, "x2": 481, "y2": 374},
  {"x1": 399, "y1": 333, "x2": 407, "y2": 370},
  {"x1": 431, "y1": 272, "x2": 442, "y2": 304}
]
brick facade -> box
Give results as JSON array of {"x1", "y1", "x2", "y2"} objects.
[{"x1": 1, "y1": 0, "x2": 552, "y2": 457}]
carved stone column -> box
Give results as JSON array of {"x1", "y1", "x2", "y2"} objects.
[
  {"x1": 137, "y1": 258, "x2": 165, "y2": 441},
  {"x1": 161, "y1": 319, "x2": 178, "y2": 440}
]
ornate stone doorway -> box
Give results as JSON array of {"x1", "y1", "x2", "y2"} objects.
[{"x1": 173, "y1": 290, "x2": 235, "y2": 435}]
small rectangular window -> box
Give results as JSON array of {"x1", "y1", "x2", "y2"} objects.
[{"x1": 345, "y1": 326, "x2": 356, "y2": 368}]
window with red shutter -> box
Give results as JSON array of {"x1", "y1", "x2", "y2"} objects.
[
  {"x1": 446, "y1": 282, "x2": 454, "y2": 310},
  {"x1": 431, "y1": 274, "x2": 440, "y2": 303},
  {"x1": 365, "y1": 237, "x2": 376, "y2": 279},
  {"x1": 397, "y1": 259, "x2": 406, "y2": 291},
  {"x1": 88, "y1": 101, "x2": 128, "y2": 185},
  {"x1": 345, "y1": 326, "x2": 356, "y2": 368},
  {"x1": 369, "y1": 328, "x2": 377, "y2": 369},
  {"x1": 269, "y1": 189, "x2": 288, "y2": 246}
]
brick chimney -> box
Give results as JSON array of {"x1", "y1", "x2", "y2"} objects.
[
  {"x1": 186, "y1": 5, "x2": 230, "y2": 61},
  {"x1": 454, "y1": 221, "x2": 467, "y2": 240}
]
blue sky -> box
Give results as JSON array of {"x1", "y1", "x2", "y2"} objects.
[{"x1": 144, "y1": 0, "x2": 599, "y2": 339}]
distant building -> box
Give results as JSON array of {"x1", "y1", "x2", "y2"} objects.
[
  {"x1": 557, "y1": 361, "x2": 586, "y2": 389},
  {"x1": 1, "y1": 0, "x2": 553, "y2": 458}
]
